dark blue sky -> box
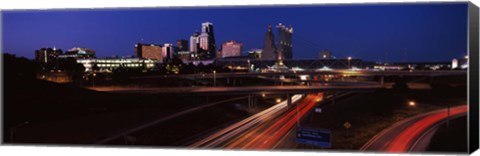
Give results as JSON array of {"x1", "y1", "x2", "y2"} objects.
[{"x1": 2, "y1": 3, "x2": 468, "y2": 62}]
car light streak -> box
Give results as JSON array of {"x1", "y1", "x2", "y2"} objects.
[{"x1": 386, "y1": 105, "x2": 467, "y2": 152}]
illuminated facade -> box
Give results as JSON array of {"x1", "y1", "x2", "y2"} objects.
[
  {"x1": 248, "y1": 49, "x2": 263, "y2": 59},
  {"x1": 135, "y1": 43, "x2": 163, "y2": 61},
  {"x1": 162, "y1": 43, "x2": 176, "y2": 62},
  {"x1": 198, "y1": 22, "x2": 216, "y2": 60},
  {"x1": 190, "y1": 32, "x2": 200, "y2": 53},
  {"x1": 35, "y1": 47, "x2": 63, "y2": 64},
  {"x1": 221, "y1": 41, "x2": 243, "y2": 58},
  {"x1": 76, "y1": 58, "x2": 158, "y2": 72},
  {"x1": 59, "y1": 47, "x2": 96, "y2": 59},
  {"x1": 277, "y1": 23, "x2": 293, "y2": 59}
]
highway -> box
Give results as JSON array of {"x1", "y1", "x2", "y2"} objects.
[
  {"x1": 360, "y1": 105, "x2": 468, "y2": 153},
  {"x1": 190, "y1": 93, "x2": 323, "y2": 149}
]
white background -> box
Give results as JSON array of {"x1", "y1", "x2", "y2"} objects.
[{"x1": 1, "y1": 0, "x2": 479, "y2": 156}]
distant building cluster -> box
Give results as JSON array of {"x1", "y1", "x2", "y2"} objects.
[{"x1": 34, "y1": 21, "x2": 300, "y2": 73}]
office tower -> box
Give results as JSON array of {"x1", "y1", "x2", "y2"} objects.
[
  {"x1": 221, "y1": 41, "x2": 243, "y2": 58},
  {"x1": 162, "y1": 43, "x2": 176, "y2": 62},
  {"x1": 262, "y1": 25, "x2": 276, "y2": 60},
  {"x1": 134, "y1": 43, "x2": 163, "y2": 61},
  {"x1": 35, "y1": 47, "x2": 63, "y2": 64},
  {"x1": 277, "y1": 23, "x2": 293, "y2": 59},
  {"x1": 190, "y1": 32, "x2": 200, "y2": 55},
  {"x1": 198, "y1": 22, "x2": 216, "y2": 59},
  {"x1": 176, "y1": 39, "x2": 189, "y2": 52}
]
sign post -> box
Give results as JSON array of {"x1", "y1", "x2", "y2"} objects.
[{"x1": 296, "y1": 127, "x2": 332, "y2": 148}]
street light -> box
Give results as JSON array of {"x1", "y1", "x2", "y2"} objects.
[
  {"x1": 213, "y1": 70, "x2": 216, "y2": 87},
  {"x1": 408, "y1": 101, "x2": 416, "y2": 107},
  {"x1": 276, "y1": 98, "x2": 282, "y2": 103},
  {"x1": 347, "y1": 57, "x2": 352, "y2": 69},
  {"x1": 92, "y1": 72, "x2": 97, "y2": 88}
]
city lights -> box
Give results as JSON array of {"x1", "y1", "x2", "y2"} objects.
[{"x1": 408, "y1": 101, "x2": 416, "y2": 106}]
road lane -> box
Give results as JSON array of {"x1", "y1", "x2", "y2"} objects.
[{"x1": 360, "y1": 105, "x2": 467, "y2": 153}]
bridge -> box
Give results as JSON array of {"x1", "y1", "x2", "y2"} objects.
[
  {"x1": 131, "y1": 70, "x2": 466, "y2": 80},
  {"x1": 91, "y1": 83, "x2": 383, "y2": 95}
]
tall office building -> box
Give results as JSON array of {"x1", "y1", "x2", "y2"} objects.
[
  {"x1": 262, "y1": 25, "x2": 276, "y2": 60},
  {"x1": 35, "y1": 47, "x2": 63, "y2": 70},
  {"x1": 190, "y1": 32, "x2": 200, "y2": 54},
  {"x1": 277, "y1": 23, "x2": 293, "y2": 59},
  {"x1": 134, "y1": 43, "x2": 163, "y2": 61},
  {"x1": 221, "y1": 41, "x2": 243, "y2": 58},
  {"x1": 198, "y1": 22, "x2": 216, "y2": 60},
  {"x1": 162, "y1": 43, "x2": 176, "y2": 62},
  {"x1": 176, "y1": 39, "x2": 189, "y2": 51}
]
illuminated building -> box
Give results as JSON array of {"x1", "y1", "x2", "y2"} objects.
[
  {"x1": 452, "y1": 57, "x2": 468, "y2": 69},
  {"x1": 221, "y1": 41, "x2": 243, "y2": 58},
  {"x1": 198, "y1": 22, "x2": 216, "y2": 59},
  {"x1": 35, "y1": 47, "x2": 62, "y2": 64},
  {"x1": 59, "y1": 47, "x2": 96, "y2": 59},
  {"x1": 190, "y1": 32, "x2": 200, "y2": 54},
  {"x1": 248, "y1": 49, "x2": 263, "y2": 59},
  {"x1": 76, "y1": 58, "x2": 158, "y2": 72},
  {"x1": 277, "y1": 23, "x2": 293, "y2": 59},
  {"x1": 162, "y1": 43, "x2": 176, "y2": 62},
  {"x1": 134, "y1": 43, "x2": 163, "y2": 61},
  {"x1": 262, "y1": 25, "x2": 276, "y2": 60}
]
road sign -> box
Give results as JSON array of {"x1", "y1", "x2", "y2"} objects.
[
  {"x1": 344, "y1": 121, "x2": 351, "y2": 129},
  {"x1": 296, "y1": 127, "x2": 332, "y2": 148}
]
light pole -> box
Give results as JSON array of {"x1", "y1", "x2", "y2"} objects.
[
  {"x1": 213, "y1": 70, "x2": 216, "y2": 87},
  {"x1": 92, "y1": 72, "x2": 97, "y2": 88},
  {"x1": 347, "y1": 57, "x2": 352, "y2": 69}
]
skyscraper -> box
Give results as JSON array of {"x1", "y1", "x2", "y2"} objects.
[
  {"x1": 162, "y1": 43, "x2": 176, "y2": 62},
  {"x1": 277, "y1": 23, "x2": 293, "y2": 59},
  {"x1": 262, "y1": 25, "x2": 276, "y2": 60},
  {"x1": 190, "y1": 32, "x2": 200, "y2": 54},
  {"x1": 198, "y1": 22, "x2": 216, "y2": 60},
  {"x1": 221, "y1": 41, "x2": 243, "y2": 58},
  {"x1": 35, "y1": 47, "x2": 63, "y2": 70}
]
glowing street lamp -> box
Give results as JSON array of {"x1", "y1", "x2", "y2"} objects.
[
  {"x1": 347, "y1": 57, "x2": 352, "y2": 69},
  {"x1": 213, "y1": 70, "x2": 216, "y2": 87},
  {"x1": 408, "y1": 101, "x2": 416, "y2": 107},
  {"x1": 276, "y1": 98, "x2": 282, "y2": 103}
]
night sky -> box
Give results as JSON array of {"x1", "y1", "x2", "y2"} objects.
[{"x1": 2, "y1": 3, "x2": 468, "y2": 62}]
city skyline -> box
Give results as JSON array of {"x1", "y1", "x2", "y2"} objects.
[{"x1": 2, "y1": 3, "x2": 468, "y2": 62}]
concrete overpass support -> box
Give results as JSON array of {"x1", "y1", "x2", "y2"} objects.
[
  {"x1": 287, "y1": 94, "x2": 292, "y2": 107},
  {"x1": 248, "y1": 94, "x2": 257, "y2": 110},
  {"x1": 380, "y1": 76, "x2": 385, "y2": 85}
]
